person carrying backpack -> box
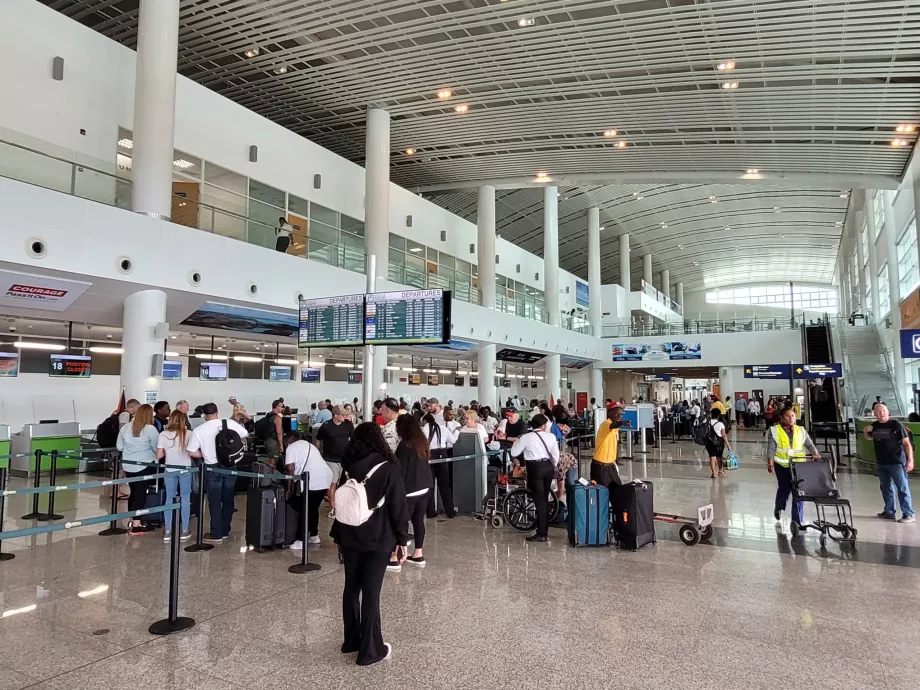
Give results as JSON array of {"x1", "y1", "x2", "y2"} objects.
[
  {"x1": 331, "y1": 422, "x2": 408, "y2": 666},
  {"x1": 699, "y1": 408, "x2": 733, "y2": 479},
  {"x1": 255, "y1": 399, "x2": 286, "y2": 465},
  {"x1": 187, "y1": 403, "x2": 248, "y2": 542}
]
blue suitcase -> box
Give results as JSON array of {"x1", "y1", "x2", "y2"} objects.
[{"x1": 567, "y1": 483, "x2": 610, "y2": 546}]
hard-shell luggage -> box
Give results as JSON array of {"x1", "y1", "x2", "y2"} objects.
[
  {"x1": 245, "y1": 485, "x2": 287, "y2": 550},
  {"x1": 567, "y1": 483, "x2": 610, "y2": 546},
  {"x1": 234, "y1": 451, "x2": 259, "y2": 492},
  {"x1": 613, "y1": 480, "x2": 656, "y2": 550},
  {"x1": 142, "y1": 476, "x2": 165, "y2": 526}
]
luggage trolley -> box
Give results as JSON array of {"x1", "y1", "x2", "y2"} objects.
[
  {"x1": 789, "y1": 453, "x2": 857, "y2": 548},
  {"x1": 654, "y1": 504, "x2": 715, "y2": 546}
]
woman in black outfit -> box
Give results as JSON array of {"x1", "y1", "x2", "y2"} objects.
[
  {"x1": 393, "y1": 414, "x2": 434, "y2": 569},
  {"x1": 331, "y1": 423, "x2": 408, "y2": 666}
]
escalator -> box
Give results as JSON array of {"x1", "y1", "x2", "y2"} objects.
[{"x1": 803, "y1": 322, "x2": 839, "y2": 423}]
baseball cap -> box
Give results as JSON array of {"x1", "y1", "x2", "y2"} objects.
[
  {"x1": 201, "y1": 402, "x2": 219, "y2": 416},
  {"x1": 427, "y1": 397, "x2": 440, "y2": 405},
  {"x1": 227, "y1": 396, "x2": 237, "y2": 403},
  {"x1": 505, "y1": 406, "x2": 518, "y2": 415},
  {"x1": 331, "y1": 404, "x2": 345, "y2": 415}
]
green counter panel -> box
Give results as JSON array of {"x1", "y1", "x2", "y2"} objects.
[
  {"x1": 28, "y1": 437, "x2": 82, "y2": 471},
  {"x1": 0, "y1": 440, "x2": 9, "y2": 469}
]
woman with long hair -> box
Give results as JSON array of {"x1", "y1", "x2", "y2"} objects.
[
  {"x1": 457, "y1": 408, "x2": 489, "y2": 446},
  {"x1": 331, "y1": 422, "x2": 408, "y2": 666},
  {"x1": 156, "y1": 409, "x2": 194, "y2": 541},
  {"x1": 116, "y1": 403, "x2": 160, "y2": 533},
  {"x1": 422, "y1": 411, "x2": 458, "y2": 519},
  {"x1": 392, "y1": 414, "x2": 433, "y2": 569}
]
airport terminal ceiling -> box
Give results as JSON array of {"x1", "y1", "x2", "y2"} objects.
[{"x1": 44, "y1": 0, "x2": 920, "y2": 290}]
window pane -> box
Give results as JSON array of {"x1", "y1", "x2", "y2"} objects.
[
  {"x1": 249, "y1": 179, "x2": 285, "y2": 209},
  {"x1": 407, "y1": 239, "x2": 424, "y2": 255},
  {"x1": 204, "y1": 162, "x2": 247, "y2": 195},
  {"x1": 310, "y1": 220, "x2": 338, "y2": 246},
  {"x1": 289, "y1": 194, "x2": 308, "y2": 217},
  {"x1": 341, "y1": 215, "x2": 364, "y2": 236},
  {"x1": 389, "y1": 233, "x2": 405, "y2": 251},
  {"x1": 310, "y1": 202, "x2": 338, "y2": 227}
]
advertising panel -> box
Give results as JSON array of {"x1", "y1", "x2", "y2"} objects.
[
  {"x1": 611, "y1": 342, "x2": 701, "y2": 362},
  {"x1": 0, "y1": 271, "x2": 91, "y2": 312}
]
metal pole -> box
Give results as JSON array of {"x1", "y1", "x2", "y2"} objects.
[
  {"x1": 0, "y1": 467, "x2": 14, "y2": 561},
  {"x1": 148, "y1": 506, "x2": 196, "y2": 635},
  {"x1": 21, "y1": 450, "x2": 43, "y2": 520},
  {"x1": 362, "y1": 254, "x2": 377, "y2": 421},
  {"x1": 289, "y1": 470, "x2": 321, "y2": 573},
  {"x1": 99, "y1": 452, "x2": 128, "y2": 535},
  {"x1": 185, "y1": 465, "x2": 213, "y2": 552},
  {"x1": 37, "y1": 450, "x2": 64, "y2": 521}
]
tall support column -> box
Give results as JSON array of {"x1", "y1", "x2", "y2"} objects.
[
  {"x1": 477, "y1": 186, "x2": 496, "y2": 309},
  {"x1": 642, "y1": 254, "x2": 653, "y2": 288},
  {"x1": 590, "y1": 364, "x2": 604, "y2": 407},
  {"x1": 676, "y1": 282, "x2": 685, "y2": 311},
  {"x1": 543, "y1": 186, "x2": 561, "y2": 401},
  {"x1": 477, "y1": 345, "x2": 496, "y2": 411},
  {"x1": 864, "y1": 191, "x2": 881, "y2": 322},
  {"x1": 853, "y1": 212, "x2": 868, "y2": 313},
  {"x1": 364, "y1": 108, "x2": 390, "y2": 397},
  {"x1": 913, "y1": 173, "x2": 920, "y2": 289},
  {"x1": 130, "y1": 0, "x2": 180, "y2": 220},
  {"x1": 587, "y1": 207, "x2": 602, "y2": 336},
  {"x1": 121, "y1": 290, "x2": 167, "y2": 402},
  {"x1": 883, "y1": 190, "x2": 907, "y2": 405},
  {"x1": 619, "y1": 233, "x2": 630, "y2": 290},
  {"x1": 661, "y1": 269, "x2": 671, "y2": 302}
]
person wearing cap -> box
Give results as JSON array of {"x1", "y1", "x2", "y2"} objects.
[
  {"x1": 316, "y1": 404, "x2": 354, "y2": 485},
  {"x1": 379, "y1": 398, "x2": 401, "y2": 452},
  {"x1": 426, "y1": 398, "x2": 445, "y2": 425},
  {"x1": 228, "y1": 396, "x2": 251, "y2": 424},
  {"x1": 495, "y1": 407, "x2": 527, "y2": 442}
]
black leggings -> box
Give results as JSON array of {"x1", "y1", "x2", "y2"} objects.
[
  {"x1": 306, "y1": 489, "x2": 327, "y2": 538},
  {"x1": 124, "y1": 465, "x2": 157, "y2": 514},
  {"x1": 341, "y1": 549, "x2": 390, "y2": 665},
  {"x1": 427, "y1": 462, "x2": 456, "y2": 517},
  {"x1": 526, "y1": 460, "x2": 555, "y2": 538},
  {"x1": 407, "y1": 493, "x2": 427, "y2": 549}
]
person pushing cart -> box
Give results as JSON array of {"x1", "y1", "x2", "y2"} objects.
[{"x1": 766, "y1": 407, "x2": 820, "y2": 524}]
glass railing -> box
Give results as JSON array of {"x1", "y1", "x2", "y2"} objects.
[
  {"x1": 639, "y1": 279, "x2": 683, "y2": 316},
  {"x1": 603, "y1": 313, "x2": 807, "y2": 338}
]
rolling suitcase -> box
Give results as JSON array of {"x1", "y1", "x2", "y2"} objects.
[
  {"x1": 567, "y1": 483, "x2": 610, "y2": 546},
  {"x1": 612, "y1": 480, "x2": 655, "y2": 550},
  {"x1": 245, "y1": 485, "x2": 286, "y2": 551},
  {"x1": 142, "y1": 476, "x2": 165, "y2": 527}
]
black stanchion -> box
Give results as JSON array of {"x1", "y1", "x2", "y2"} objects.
[
  {"x1": 37, "y1": 450, "x2": 64, "y2": 521},
  {"x1": 149, "y1": 507, "x2": 196, "y2": 635},
  {"x1": 99, "y1": 452, "x2": 128, "y2": 536},
  {"x1": 185, "y1": 465, "x2": 213, "y2": 552},
  {"x1": 289, "y1": 471, "x2": 320, "y2": 574},
  {"x1": 0, "y1": 467, "x2": 14, "y2": 562},
  {"x1": 21, "y1": 450, "x2": 44, "y2": 520}
]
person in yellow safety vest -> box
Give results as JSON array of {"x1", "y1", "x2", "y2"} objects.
[{"x1": 767, "y1": 407, "x2": 820, "y2": 525}]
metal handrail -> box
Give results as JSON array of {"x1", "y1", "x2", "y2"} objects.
[{"x1": 0, "y1": 137, "x2": 119, "y2": 179}]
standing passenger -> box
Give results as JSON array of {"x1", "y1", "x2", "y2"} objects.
[
  {"x1": 156, "y1": 409, "x2": 194, "y2": 541},
  {"x1": 116, "y1": 403, "x2": 160, "y2": 533},
  {"x1": 510, "y1": 414, "x2": 559, "y2": 542},
  {"x1": 392, "y1": 415, "x2": 433, "y2": 569}
]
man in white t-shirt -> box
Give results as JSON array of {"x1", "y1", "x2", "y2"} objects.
[
  {"x1": 187, "y1": 402, "x2": 248, "y2": 542},
  {"x1": 285, "y1": 432, "x2": 333, "y2": 550}
]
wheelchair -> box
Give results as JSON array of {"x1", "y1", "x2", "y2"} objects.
[{"x1": 482, "y1": 451, "x2": 559, "y2": 531}]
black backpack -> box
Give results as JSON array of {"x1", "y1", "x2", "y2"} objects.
[
  {"x1": 215, "y1": 420, "x2": 244, "y2": 468},
  {"x1": 693, "y1": 420, "x2": 720, "y2": 446},
  {"x1": 254, "y1": 412, "x2": 275, "y2": 440},
  {"x1": 95, "y1": 414, "x2": 120, "y2": 448}
]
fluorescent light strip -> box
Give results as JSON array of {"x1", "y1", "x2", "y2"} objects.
[
  {"x1": 438, "y1": 369, "x2": 452, "y2": 374},
  {"x1": 13, "y1": 341, "x2": 65, "y2": 351},
  {"x1": 233, "y1": 356, "x2": 262, "y2": 362},
  {"x1": 423, "y1": 368, "x2": 436, "y2": 373},
  {"x1": 274, "y1": 359, "x2": 300, "y2": 365},
  {"x1": 385, "y1": 365, "x2": 401, "y2": 371},
  {"x1": 302, "y1": 361, "x2": 325, "y2": 367},
  {"x1": 89, "y1": 347, "x2": 123, "y2": 354},
  {"x1": 333, "y1": 363, "x2": 351, "y2": 368},
  {"x1": 165, "y1": 351, "x2": 180, "y2": 357}
]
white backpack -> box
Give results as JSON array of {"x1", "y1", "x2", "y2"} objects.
[{"x1": 334, "y1": 462, "x2": 386, "y2": 526}]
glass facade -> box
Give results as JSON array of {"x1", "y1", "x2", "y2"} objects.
[
  {"x1": 897, "y1": 218, "x2": 919, "y2": 300},
  {"x1": 860, "y1": 221, "x2": 869, "y2": 266},
  {"x1": 878, "y1": 264, "x2": 890, "y2": 316},
  {"x1": 705, "y1": 285, "x2": 838, "y2": 313},
  {"x1": 873, "y1": 190, "x2": 885, "y2": 240}
]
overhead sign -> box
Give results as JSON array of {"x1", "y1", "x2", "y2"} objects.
[
  {"x1": 794, "y1": 363, "x2": 842, "y2": 379},
  {"x1": 561, "y1": 356, "x2": 593, "y2": 369},
  {"x1": 497, "y1": 348, "x2": 544, "y2": 364},
  {"x1": 182, "y1": 301, "x2": 298, "y2": 338},
  {"x1": 0, "y1": 270, "x2": 90, "y2": 312},
  {"x1": 644, "y1": 374, "x2": 671, "y2": 382},
  {"x1": 49, "y1": 354, "x2": 92, "y2": 378},
  {"x1": 611, "y1": 341, "x2": 701, "y2": 362},
  {"x1": 744, "y1": 364, "x2": 792, "y2": 379},
  {"x1": 365, "y1": 289, "x2": 450, "y2": 345},
  {"x1": 575, "y1": 281, "x2": 590, "y2": 307},
  {"x1": 299, "y1": 294, "x2": 364, "y2": 348},
  {"x1": 0, "y1": 352, "x2": 20, "y2": 378},
  {"x1": 899, "y1": 329, "x2": 920, "y2": 358}
]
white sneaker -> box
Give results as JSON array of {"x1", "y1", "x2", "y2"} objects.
[
  {"x1": 289, "y1": 540, "x2": 304, "y2": 551},
  {"x1": 383, "y1": 643, "x2": 392, "y2": 660},
  {"x1": 307, "y1": 535, "x2": 321, "y2": 545}
]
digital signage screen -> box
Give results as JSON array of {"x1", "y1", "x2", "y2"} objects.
[
  {"x1": 0, "y1": 352, "x2": 20, "y2": 378},
  {"x1": 301, "y1": 367, "x2": 321, "y2": 383},
  {"x1": 496, "y1": 348, "x2": 544, "y2": 364},
  {"x1": 269, "y1": 365, "x2": 292, "y2": 382},
  {"x1": 162, "y1": 360, "x2": 183, "y2": 381},
  {"x1": 364, "y1": 289, "x2": 450, "y2": 345},
  {"x1": 298, "y1": 294, "x2": 364, "y2": 348},
  {"x1": 199, "y1": 362, "x2": 228, "y2": 381},
  {"x1": 49, "y1": 354, "x2": 92, "y2": 378}
]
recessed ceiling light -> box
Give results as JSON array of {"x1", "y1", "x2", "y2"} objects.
[
  {"x1": 454, "y1": 104, "x2": 469, "y2": 113},
  {"x1": 117, "y1": 138, "x2": 133, "y2": 149},
  {"x1": 604, "y1": 129, "x2": 618, "y2": 137},
  {"x1": 518, "y1": 17, "x2": 535, "y2": 27},
  {"x1": 678, "y1": 244, "x2": 683, "y2": 249},
  {"x1": 244, "y1": 47, "x2": 260, "y2": 58},
  {"x1": 636, "y1": 195, "x2": 644, "y2": 200},
  {"x1": 660, "y1": 222, "x2": 667, "y2": 227},
  {"x1": 536, "y1": 171, "x2": 548, "y2": 178},
  {"x1": 693, "y1": 262, "x2": 700, "y2": 266},
  {"x1": 891, "y1": 138, "x2": 910, "y2": 147},
  {"x1": 717, "y1": 61, "x2": 736, "y2": 71},
  {"x1": 896, "y1": 124, "x2": 916, "y2": 134},
  {"x1": 721, "y1": 81, "x2": 739, "y2": 89},
  {"x1": 774, "y1": 206, "x2": 781, "y2": 213},
  {"x1": 272, "y1": 65, "x2": 289, "y2": 75},
  {"x1": 437, "y1": 89, "x2": 453, "y2": 100},
  {"x1": 616, "y1": 141, "x2": 628, "y2": 148},
  {"x1": 745, "y1": 168, "x2": 760, "y2": 174},
  {"x1": 725, "y1": 226, "x2": 731, "y2": 231},
  {"x1": 835, "y1": 221, "x2": 843, "y2": 226},
  {"x1": 404, "y1": 147, "x2": 415, "y2": 156},
  {"x1": 173, "y1": 159, "x2": 194, "y2": 169},
  {"x1": 840, "y1": 192, "x2": 850, "y2": 199}
]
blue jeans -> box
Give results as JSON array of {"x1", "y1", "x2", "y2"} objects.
[
  {"x1": 163, "y1": 471, "x2": 192, "y2": 533},
  {"x1": 205, "y1": 468, "x2": 237, "y2": 538},
  {"x1": 774, "y1": 463, "x2": 804, "y2": 523},
  {"x1": 878, "y1": 463, "x2": 914, "y2": 518}
]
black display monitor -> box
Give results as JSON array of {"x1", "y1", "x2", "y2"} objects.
[
  {"x1": 298, "y1": 293, "x2": 364, "y2": 347},
  {"x1": 49, "y1": 354, "x2": 92, "y2": 378},
  {"x1": 364, "y1": 289, "x2": 450, "y2": 345},
  {"x1": 301, "y1": 367, "x2": 321, "y2": 383}
]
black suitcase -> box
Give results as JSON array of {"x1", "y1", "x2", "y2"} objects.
[
  {"x1": 245, "y1": 485, "x2": 287, "y2": 550},
  {"x1": 235, "y1": 452, "x2": 258, "y2": 492},
  {"x1": 612, "y1": 480, "x2": 656, "y2": 550}
]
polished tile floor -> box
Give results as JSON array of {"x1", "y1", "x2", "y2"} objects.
[{"x1": 0, "y1": 430, "x2": 918, "y2": 690}]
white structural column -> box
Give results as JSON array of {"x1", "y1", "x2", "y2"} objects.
[
  {"x1": 864, "y1": 191, "x2": 881, "y2": 322},
  {"x1": 477, "y1": 185, "x2": 497, "y2": 408},
  {"x1": 661, "y1": 269, "x2": 671, "y2": 302},
  {"x1": 883, "y1": 190, "x2": 907, "y2": 403},
  {"x1": 543, "y1": 186, "x2": 561, "y2": 401},
  {"x1": 619, "y1": 233, "x2": 630, "y2": 290},
  {"x1": 853, "y1": 211, "x2": 868, "y2": 313},
  {"x1": 587, "y1": 207, "x2": 602, "y2": 335},
  {"x1": 913, "y1": 173, "x2": 920, "y2": 283},
  {"x1": 642, "y1": 254, "x2": 653, "y2": 288},
  {"x1": 590, "y1": 365, "x2": 604, "y2": 407},
  {"x1": 130, "y1": 0, "x2": 180, "y2": 220},
  {"x1": 676, "y1": 282, "x2": 685, "y2": 311},
  {"x1": 365, "y1": 108, "x2": 390, "y2": 398},
  {"x1": 120, "y1": 290, "x2": 167, "y2": 402}
]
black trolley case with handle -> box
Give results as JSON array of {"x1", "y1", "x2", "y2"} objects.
[{"x1": 612, "y1": 480, "x2": 656, "y2": 550}]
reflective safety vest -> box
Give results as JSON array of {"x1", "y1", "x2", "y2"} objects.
[{"x1": 771, "y1": 424, "x2": 807, "y2": 467}]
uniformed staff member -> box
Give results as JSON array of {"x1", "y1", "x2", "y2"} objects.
[{"x1": 767, "y1": 407, "x2": 820, "y2": 524}]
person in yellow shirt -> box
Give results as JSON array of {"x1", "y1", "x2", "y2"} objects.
[
  {"x1": 592, "y1": 407, "x2": 629, "y2": 499},
  {"x1": 710, "y1": 396, "x2": 726, "y2": 417}
]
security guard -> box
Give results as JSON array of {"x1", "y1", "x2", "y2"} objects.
[{"x1": 767, "y1": 407, "x2": 820, "y2": 524}]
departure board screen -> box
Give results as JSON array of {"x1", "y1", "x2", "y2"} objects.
[
  {"x1": 364, "y1": 289, "x2": 450, "y2": 345},
  {"x1": 298, "y1": 294, "x2": 364, "y2": 347}
]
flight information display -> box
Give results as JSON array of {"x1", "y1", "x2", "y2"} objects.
[
  {"x1": 298, "y1": 294, "x2": 364, "y2": 348},
  {"x1": 365, "y1": 289, "x2": 450, "y2": 345},
  {"x1": 49, "y1": 354, "x2": 92, "y2": 378}
]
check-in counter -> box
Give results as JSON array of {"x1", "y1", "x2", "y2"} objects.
[
  {"x1": 9, "y1": 422, "x2": 82, "y2": 477},
  {"x1": 0, "y1": 425, "x2": 10, "y2": 469}
]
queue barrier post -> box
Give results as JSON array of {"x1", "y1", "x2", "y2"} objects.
[
  {"x1": 21, "y1": 450, "x2": 44, "y2": 520},
  {"x1": 185, "y1": 464, "x2": 213, "y2": 552},
  {"x1": 0, "y1": 466, "x2": 14, "y2": 562},
  {"x1": 289, "y1": 470, "x2": 321, "y2": 574},
  {"x1": 37, "y1": 450, "x2": 64, "y2": 522},
  {"x1": 99, "y1": 451, "x2": 129, "y2": 536},
  {"x1": 148, "y1": 506, "x2": 196, "y2": 635}
]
